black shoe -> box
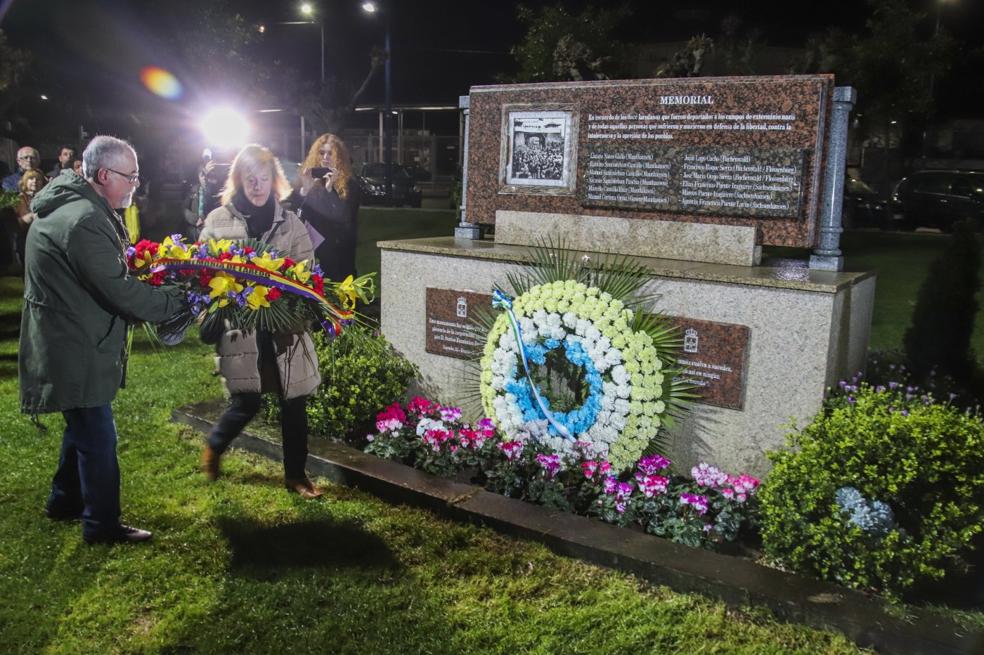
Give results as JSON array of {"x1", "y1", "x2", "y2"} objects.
[
  {"x1": 83, "y1": 524, "x2": 153, "y2": 545},
  {"x1": 45, "y1": 506, "x2": 84, "y2": 521}
]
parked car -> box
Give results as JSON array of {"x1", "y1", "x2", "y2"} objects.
[
  {"x1": 842, "y1": 174, "x2": 887, "y2": 228},
  {"x1": 889, "y1": 169, "x2": 984, "y2": 232},
  {"x1": 359, "y1": 163, "x2": 422, "y2": 207}
]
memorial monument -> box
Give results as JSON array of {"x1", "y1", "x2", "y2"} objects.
[{"x1": 379, "y1": 75, "x2": 874, "y2": 476}]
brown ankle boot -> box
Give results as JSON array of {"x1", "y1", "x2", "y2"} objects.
[
  {"x1": 201, "y1": 446, "x2": 221, "y2": 481},
  {"x1": 285, "y1": 477, "x2": 323, "y2": 499}
]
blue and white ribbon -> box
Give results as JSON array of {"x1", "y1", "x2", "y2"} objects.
[{"x1": 492, "y1": 288, "x2": 573, "y2": 440}]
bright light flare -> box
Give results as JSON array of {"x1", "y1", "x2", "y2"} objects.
[
  {"x1": 299, "y1": 2, "x2": 314, "y2": 16},
  {"x1": 361, "y1": 1, "x2": 378, "y2": 13},
  {"x1": 140, "y1": 66, "x2": 183, "y2": 100},
  {"x1": 200, "y1": 107, "x2": 250, "y2": 149}
]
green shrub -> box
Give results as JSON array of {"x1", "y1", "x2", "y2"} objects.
[
  {"x1": 759, "y1": 382, "x2": 984, "y2": 596},
  {"x1": 268, "y1": 325, "x2": 418, "y2": 442}
]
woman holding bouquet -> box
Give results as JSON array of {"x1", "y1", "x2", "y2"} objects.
[{"x1": 199, "y1": 144, "x2": 323, "y2": 499}]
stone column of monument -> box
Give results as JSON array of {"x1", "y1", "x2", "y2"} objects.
[
  {"x1": 454, "y1": 95, "x2": 482, "y2": 239},
  {"x1": 810, "y1": 86, "x2": 857, "y2": 271}
]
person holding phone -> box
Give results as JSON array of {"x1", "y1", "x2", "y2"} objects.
[
  {"x1": 296, "y1": 133, "x2": 360, "y2": 282},
  {"x1": 183, "y1": 150, "x2": 227, "y2": 241}
]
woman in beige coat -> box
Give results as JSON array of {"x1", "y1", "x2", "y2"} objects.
[{"x1": 199, "y1": 144, "x2": 323, "y2": 499}]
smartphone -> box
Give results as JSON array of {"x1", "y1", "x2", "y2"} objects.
[
  {"x1": 209, "y1": 163, "x2": 231, "y2": 177},
  {"x1": 309, "y1": 167, "x2": 334, "y2": 179}
]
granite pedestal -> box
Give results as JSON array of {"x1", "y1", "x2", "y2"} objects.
[{"x1": 380, "y1": 236, "x2": 875, "y2": 477}]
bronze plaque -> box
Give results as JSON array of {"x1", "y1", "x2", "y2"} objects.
[
  {"x1": 669, "y1": 316, "x2": 751, "y2": 410},
  {"x1": 425, "y1": 288, "x2": 493, "y2": 360}
]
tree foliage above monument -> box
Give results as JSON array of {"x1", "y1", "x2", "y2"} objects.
[
  {"x1": 502, "y1": 3, "x2": 631, "y2": 83},
  {"x1": 794, "y1": 0, "x2": 954, "y2": 137}
]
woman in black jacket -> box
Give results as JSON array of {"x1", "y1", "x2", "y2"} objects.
[{"x1": 295, "y1": 133, "x2": 360, "y2": 281}]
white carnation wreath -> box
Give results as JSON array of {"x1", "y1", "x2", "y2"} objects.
[{"x1": 479, "y1": 280, "x2": 669, "y2": 471}]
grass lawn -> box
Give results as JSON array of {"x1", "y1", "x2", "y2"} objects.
[
  {"x1": 356, "y1": 207, "x2": 459, "y2": 299},
  {"x1": 0, "y1": 290, "x2": 872, "y2": 649}
]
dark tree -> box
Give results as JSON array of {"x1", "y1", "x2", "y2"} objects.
[
  {"x1": 502, "y1": 3, "x2": 630, "y2": 83},
  {"x1": 904, "y1": 219, "x2": 981, "y2": 388}
]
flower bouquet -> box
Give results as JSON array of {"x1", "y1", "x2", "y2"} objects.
[{"x1": 127, "y1": 234, "x2": 374, "y2": 343}]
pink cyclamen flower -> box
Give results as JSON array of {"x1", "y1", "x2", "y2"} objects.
[
  {"x1": 597, "y1": 461, "x2": 612, "y2": 476},
  {"x1": 637, "y1": 454, "x2": 671, "y2": 475},
  {"x1": 615, "y1": 482, "x2": 634, "y2": 502},
  {"x1": 581, "y1": 460, "x2": 600, "y2": 479},
  {"x1": 407, "y1": 396, "x2": 437, "y2": 415},
  {"x1": 439, "y1": 405, "x2": 462, "y2": 422},
  {"x1": 375, "y1": 418, "x2": 404, "y2": 433},
  {"x1": 679, "y1": 493, "x2": 709, "y2": 515},
  {"x1": 497, "y1": 440, "x2": 524, "y2": 461},
  {"x1": 375, "y1": 403, "x2": 407, "y2": 432},
  {"x1": 603, "y1": 475, "x2": 619, "y2": 495},
  {"x1": 730, "y1": 474, "x2": 760, "y2": 495},
  {"x1": 422, "y1": 429, "x2": 452, "y2": 451},
  {"x1": 691, "y1": 463, "x2": 728, "y2": 488},
  {"x1": 634, "y1": 473, "x2": 669, "y2": 498},
  {"x1": 476, "y1": 417, "x2": 496, "y2": 438},
  {"x1": 457, "y1": 428, "x2": 481, "y2": 449},
  {"x1": 535, "y1": 453, "x2": 561, "y2": 478}
]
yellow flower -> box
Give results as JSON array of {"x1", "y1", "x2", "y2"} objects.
[
  {"x1": 208, "y1": 239, "x2": 234, "y2": 257},
  {"x1": 336, "y1": 274, "x2": 357, "y2": 309},
  {"x1": 252, "y1": 251, "x2": 285, "y2": 273},
  {"x1": 208, "y1": 272, "x2": 243, "y2": 307},
  {"x1": 160, "y1": 236, "x2": 191, "y2": 261},
  {"x1": 291, "y1": 259, "x2": 311, "y2": 283},
  {"x1": 133, "y1": 252, "x2": 153, "y2": 269},
  {"x1": 245, "y1": 285, "x2": 271, "y2": 310}
]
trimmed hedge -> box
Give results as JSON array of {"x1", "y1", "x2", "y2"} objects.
[{"x1": 760, "y1": 382, "x2": 984, "y2": 596}]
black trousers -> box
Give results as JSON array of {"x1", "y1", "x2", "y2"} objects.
[{"x1": 207, "y1": 393, "x2": 309, "y2": 480}]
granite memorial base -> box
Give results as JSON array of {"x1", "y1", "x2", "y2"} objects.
[{"x1": 380, "y1": 237, "x2": 875, "y2": 478}]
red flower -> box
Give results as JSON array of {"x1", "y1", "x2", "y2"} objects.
[
  {"x1": 266, "y1": 288, "x2": 282, "y2": 301},
  {"x1": 218, "y1": 252, "x2": 233, "y2": 262},
  {"x1": 198, "y1": 270, "x2": 214, "y2": 287},
  {"x1": 311, "y1": 274, "x2": 324, "y2": 296},
  {"x1": 280, "y1": 257, "x2": 295, "y2": 271},
  {"x1": 135, "y1": 239, "x2": 157, "y2": 254},
  {"x1": 149, "y1": 271, "x2": 166, "y2": 286}
]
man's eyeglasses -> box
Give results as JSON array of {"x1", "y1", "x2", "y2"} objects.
[
  {"x1": 105, "y1": 167, "x2": 140, "y2": 184},
  {"x1": 17, "y1": 155, "x2": 38, "y2": 161}
]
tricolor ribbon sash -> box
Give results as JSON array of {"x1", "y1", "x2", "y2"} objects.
[
  {"x1": 492, "y1": 288, "x2": 573, "y2": 440},
  {"x1": 150, "y1": 258, "x2": 353, "y2": 325}
]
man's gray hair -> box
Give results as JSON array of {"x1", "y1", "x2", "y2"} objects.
[{"x1": 82, "y1": 135, "x2": 136, "y2": 179}]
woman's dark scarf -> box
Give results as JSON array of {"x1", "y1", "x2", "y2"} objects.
[{"x1": 232, "y1": 189, "x2": 275, "y2": 238}]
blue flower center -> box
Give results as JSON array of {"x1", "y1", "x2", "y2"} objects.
[{"x1": 505, "y1": 338, "x2": 604, "y2": 437}]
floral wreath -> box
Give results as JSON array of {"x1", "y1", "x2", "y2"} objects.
[{"x1": 479, "y1": 279, "x2": 672, "y2": 471}]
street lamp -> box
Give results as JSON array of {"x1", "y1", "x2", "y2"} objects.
[{"x1": 362, "y1": 0, "x2": 393, "y2": 202}]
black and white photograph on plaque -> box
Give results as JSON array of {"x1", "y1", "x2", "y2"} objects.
[{"x1": 506, "y1": 111, "x2": 573, "y2": 188}]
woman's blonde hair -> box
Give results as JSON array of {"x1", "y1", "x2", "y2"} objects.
[
  {"x1": 220, "y1": 144, "x2": 292, "y2": 206},
  {"x1": 19, "y1": 169, "x2": 46, "y2": 195},
  {"x1": 302, "y1": 133, "x2": 353, "y2": 200}
]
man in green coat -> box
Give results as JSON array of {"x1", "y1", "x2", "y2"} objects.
[{"x1": 19, "y1": 135, "x2": 187, "y2": 545}]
